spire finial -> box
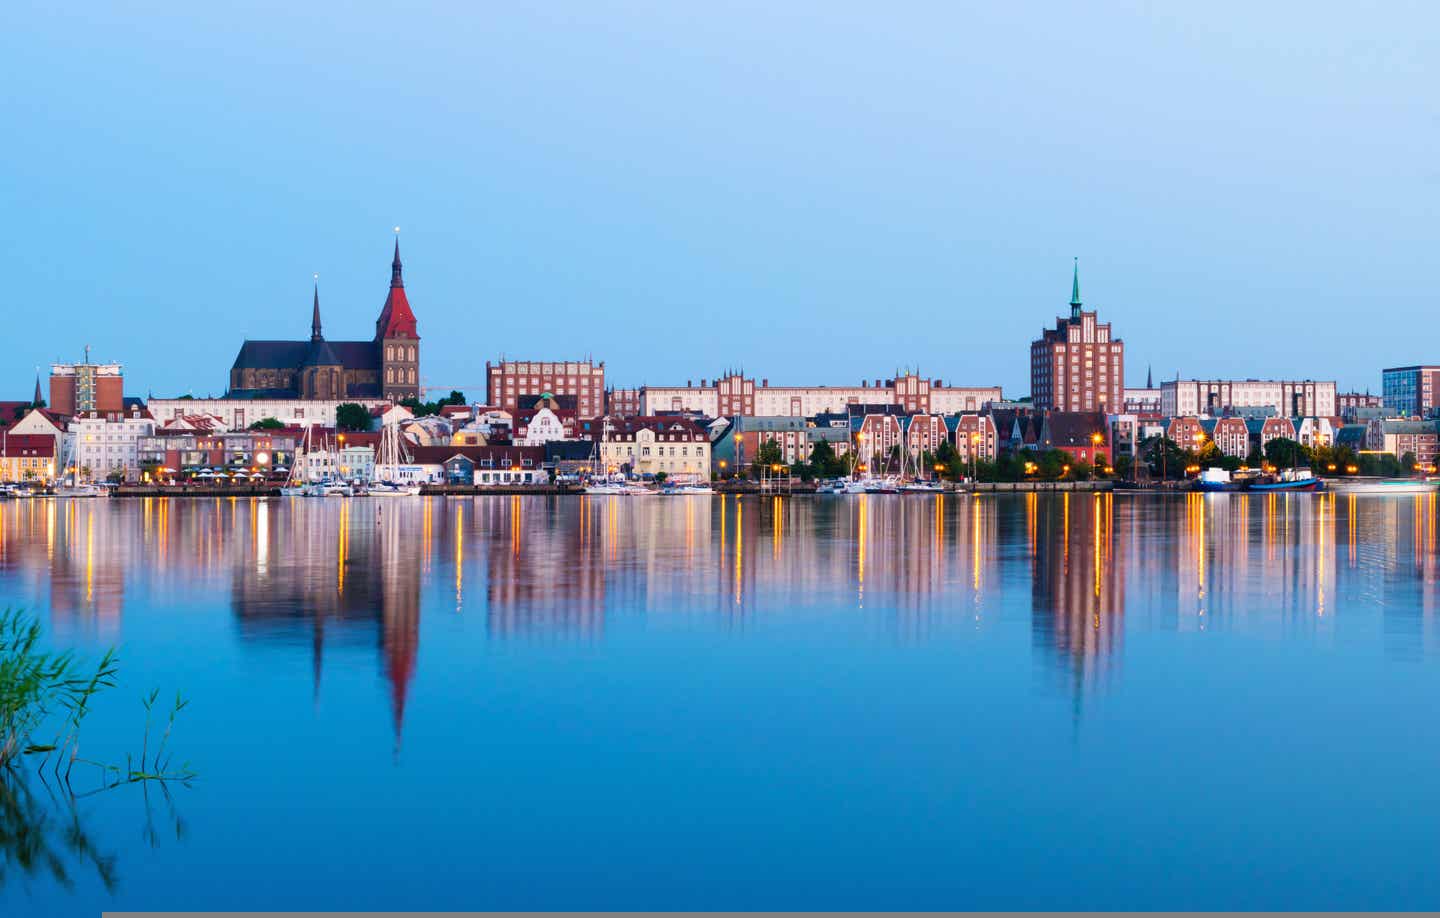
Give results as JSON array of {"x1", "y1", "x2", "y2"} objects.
[
  {"x1": 1069, "y1": 256, "x2": 1082, "y2": 319},
  {"x1": 391, "y1": 227, "x2": 404, "y2": 289},
  {"x1": 311, "y1": 275, "x2": 323, "y2": 342}
]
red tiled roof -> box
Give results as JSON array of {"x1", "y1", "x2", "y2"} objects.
[{"x1": 0, "y1": 435, "x2": 56, "y2": 458}]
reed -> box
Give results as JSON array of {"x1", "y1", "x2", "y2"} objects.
[{"x1": 0, "y1": 608, "x2": 193, "y2": 786}]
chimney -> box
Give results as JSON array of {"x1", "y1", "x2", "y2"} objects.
[
  {"x1": 934, "y1": 379, "x2": 942, "y2": 388},
  {"x1": 687, "y1": 380, "x2": 692, "y2": 387},
  {"x1": 876, "y1": 379, "x2": 883, "y2": 388},
  {"x1": 701, "y1": 378, "x2": 707, "y2": 387},
  {"x1": 762, "y1": 378, "x2": 768, "y2": 387},
  {"x1": 862, "y1": 380, "x2": 868, "y2": 388}
]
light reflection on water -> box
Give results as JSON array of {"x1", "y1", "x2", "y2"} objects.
[{"x1": 3, "y1": 492, "x2": 1440, "y2": 913}]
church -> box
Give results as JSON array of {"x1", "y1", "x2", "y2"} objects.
[{"x1": 228, "y1": 240, "x2": 420, "y2": 402}]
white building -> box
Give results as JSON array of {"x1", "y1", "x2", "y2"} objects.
[
  {"x1": 1160, "y1": 379, "x2": 1336, "y2": 419},
  {"x1": 146, "y1": 397, "x2": 390, "y2": 431},
  {"x1": 517, "y1": 406, "x2": 569, "y2": 446},
  {"x1": 66, "y1": 414, "x2": 157, "y2": 482},
  {"x1": 640, "y1": 373, "x2": 1001, "y2": 418}
]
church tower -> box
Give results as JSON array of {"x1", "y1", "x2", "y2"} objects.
[{"x1": 375, "y1": 236, "x2": 420, "y2": 402}]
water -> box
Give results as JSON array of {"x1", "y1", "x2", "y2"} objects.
[{"x1": 2, "y1": 492, "x2": 1439, "y2": 914}]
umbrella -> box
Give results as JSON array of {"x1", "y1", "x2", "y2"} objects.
[
  {"x1": 160, "y1": 467, "x2": 175, "y2": 473},
  {"x1": 273, "y1": 465, "x2": 289, "y2": 472}
]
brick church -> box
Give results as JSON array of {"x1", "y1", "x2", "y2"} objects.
[{"x1": 228, "y1": 240, "x2": 420, "y2": 402}]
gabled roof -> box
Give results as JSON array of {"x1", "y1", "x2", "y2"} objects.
[{"x1": 0, "y1": 434, "x2": 55, "y2": 457}]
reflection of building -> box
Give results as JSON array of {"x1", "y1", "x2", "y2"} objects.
[
  {"x1": 1030, "y1": 492, "x2": 1125, "y2": 695},
  {"x1": 230, "y1": 499, "x2": 422, "y2": 743}
]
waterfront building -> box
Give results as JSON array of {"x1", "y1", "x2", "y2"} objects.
[
  {"x1": 720, "y1": 416, "x2": 811, "y2": 471},
  {"x1": 953, "y1": 413, "x2": 999, "y2": 463},
  {"x1": 1160, "y1": 378, "x2": 1336, "y2": 419},
  {"x1": 6, "y1": 408, "x2": 66, "y2": 464},
  {"x1": 512, "y1": 395, "x2": 579, "y2": 446},
  {"x1": 228, "y1": 241, "x2": 420, "y2": 402},
  {"x1": 67, "y1": 409, "x2": 157, "y2": 482},
  {"x1": 1166, "y1": 416, "x2": 1206, "y2": 452},
  {"x1": 1202, "y1": 416, "x2": 1251, "y2": 458},
  {"x1": 1029, "y1": 260, "x2": 1125, "y2": 413},
  {"x1": 1294, "y1": 416, "x2": 1335, "y2": 450},
  {"x1": 486, "y1": 359, "x2": 605, "y2": 418},
  {"x1": 407, "y1": 444, "x2": 547, "y2": 485},
  {"x1": 902, "y1": 413, "x2": 948, "y2": 462},
  {"x1": 597, "y1": 416, "x2": 710, "y2": 480},
  {"x1": 147, "y1": 396, "x2": 390, "y2": 431},
  {"x1": 50, "y1": 355, "x2": 124, "y2": 417},
  {"x1": 136, "y1": 428, "x2": 301, "y2": 475},
  {"x1": 1246, "y1": 417, "x2": 1297, "y2": 453},
  {"x1": 641, "y1": 372, "x2": 1000, "y2": 418},
  {"x1": 1337, "y1": 391, "x2": 1383, "y2": 415},
  {"x1": 1038, "y1": 411, "x2": 1111, "y2": 466},
  {"x1": 1365, "y1": 419, "x2": 1440, "y2": 468},
  {"x1": 854, "y1": 413, "x2": 903, "y2": 473},
  {"x1": 1381, "y1": 366, "x2": 1440, "y2": 418},
  {"x1": 0, "y1": 434, "x2": 55, "y2": 482}
]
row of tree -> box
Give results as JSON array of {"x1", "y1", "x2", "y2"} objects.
[
  {"x1": 245, "y1": 391, "x2": 469, "y2": 434},
  {"x1": 738, "y1": 434, "x2": 1419, "y2": 484}
]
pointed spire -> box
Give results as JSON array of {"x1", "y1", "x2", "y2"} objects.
[
  {"x1": 1146, "y1": 364, "x2": 1153, "y2": 389},
  {"x1": 311, "y1": 276, "x2": 323, "y2": 342},
  {"x1": 1069, "y1": 257, "x2": 1082, "y2": 320},
  {"x1": 391, "y1": 227, "x2": 404, "y2": 289},
  {"x1": 32, "y1": 373, "x2": 42, "y2": 407}
]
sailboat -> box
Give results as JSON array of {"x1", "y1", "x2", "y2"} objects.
[
  {"x1": 53, "y1": 433, "x2": 106, "y2": 498},
  {"x1": 370, "y1": 421, "x2": 421, "y2": 496},
  {"x1": 280, "y1": 426, "x2": 311, "y2": 496}
]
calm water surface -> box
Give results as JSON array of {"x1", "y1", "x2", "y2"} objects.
[{"x1": 3, "y1": 492, "x2": 1440, "y2": 914}]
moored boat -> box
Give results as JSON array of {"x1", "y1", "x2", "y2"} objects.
[{"x1": 1249, "y1": 468, "x2": 1323, "y2": 492}]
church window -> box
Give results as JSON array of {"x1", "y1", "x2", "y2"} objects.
[
  {"x1": 386, "y1": 368, "x2": 393, "y2": 383},
  {"x1": 386, "y1": 345, "x2": 394, "y2": 361}
]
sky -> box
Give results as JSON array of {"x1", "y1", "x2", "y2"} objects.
[{"x1": 2, "y1": 1, "x2": 1436, "y2": 399}]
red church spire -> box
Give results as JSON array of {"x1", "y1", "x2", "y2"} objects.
[{"x1": 375, "y1": 231, "x2": 419, "y2": 341}]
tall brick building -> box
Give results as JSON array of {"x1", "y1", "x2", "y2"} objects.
[
  {"x1": 486, "y1": 359, "x2": 605, "y2": 417},
  {"x1": 228, "y1": 240, "x2": 420, "y2": 402},
  {"x1": 1029, "y1": 260, "x2": 1125, "y2": 413},
  {"x1": 50, "y1": 356, "x2": 124, "y2": 417}
]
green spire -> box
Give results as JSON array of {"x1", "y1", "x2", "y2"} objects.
[{"x1": 1069, "y1": 257, "x2": 1082, "y2": 319}]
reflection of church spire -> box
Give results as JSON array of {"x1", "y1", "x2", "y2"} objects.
[{"x1": 383, "y1": 617, "x2": 416, "y2": 753}]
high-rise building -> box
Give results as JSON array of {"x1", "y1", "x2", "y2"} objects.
[
  {"x1": 1029, "y1": 260, "x2": 1125, "y2": 412},
  {"x1": 50, "y1": 353, "x2": 124, "y2": 417},
  {"x1": 1381, "y1": 365, "x2": 1440, "y2": 418}
]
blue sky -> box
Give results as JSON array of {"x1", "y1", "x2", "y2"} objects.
[{"x1": 2, "y1": 2, "x2": 1435, "y2": 398}]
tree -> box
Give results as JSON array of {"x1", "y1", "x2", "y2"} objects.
[
  {"x1": 335, "y1": 403, "x2": 372, "y2": 432},
  {"x1": 809, "y1": 438, "x2": 844, "y2": 478},
  {"x1": 106, "y1": 466, "x2": 126, "y2": 484},
  {"x1": 1264, "y1": 437, "x2": 1308, "y2": 470},
  {"x1": 399, "y1": 390, "x2": 467, "y2": 418},
  {"x1": 752, "y1": 438, "x2": 783, "y2": 478},
  {"x1": 249, "y1": 417, "x2": 285, "y2": 430},
  {"x1": 654, "y1": 471, "x2": 668, "y2": 485},
  {"x1": 1142, "y1": 436, "x2": 1185, "y2": 480}
]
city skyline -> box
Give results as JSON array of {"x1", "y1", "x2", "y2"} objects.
[{"x1": 6, "y1": 3, "x2": 1435, "y2": 397}]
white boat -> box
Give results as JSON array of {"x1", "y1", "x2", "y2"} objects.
[
  {"x1": 368, "y1": 481, "x2": 421, "y2": 496},
  {"x1": 900, "y1": 480, "x2": 944, "y2": 493},
  {"x1": 55, "y1": 484, "x2": 107, "y2": 498},
  {"x1": 1327, "y1": 477, "x2": 1440, "y2": 495},
  {"x1": 305, "y1": 478, "x2": 353, "y2": 497},
  {"x1": 583, "y1": 482, "x2": 628, "y2": 495},
  {"x1": 661, "y1": 483, "x2": 715, "y2": 495}
]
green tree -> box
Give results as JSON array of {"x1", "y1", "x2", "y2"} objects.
[
  {"x1": 248, "y1": 417, "x2": 285, "y2": 430},
  {"x1": 809, "y1": 438, "x2": 844, "y2": 478},
  {"x1": 335, "y1": 403, "x2": 372, "y2": 432},
  {"x1": 752, "y1": 438, "x2": 784, "y2": 478},
  {"x1": 653, "y1": 471, "x2": 668, "y2": 485},
  {"x1": 1264, "y1": 437, "x2": 1309, "y2": 469},
  {"x1": 1142, "y1": 436, "x2": 1185, "y2": 480},
  {"x1": 1400, "y1": 451, "x2": 1419, "y2": 474}
]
